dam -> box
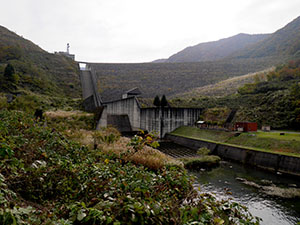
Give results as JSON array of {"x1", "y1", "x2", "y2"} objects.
[{"x1": 78, "y1": 63, "x2": 202, "y2": 137}]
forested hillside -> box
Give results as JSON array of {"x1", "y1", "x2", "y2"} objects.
[
  {"x1": 166, "y1": 33, "x2": 270, "y2": 63},
  {"x1": 0, "y1": 25, "x2": 80, "y2": 98},
  {"x1": 171, "y1": 60, "x2": 300, "y2": 129},
  {"x1": 230, "y1": 16, "x2": 300, "y2": 59}
]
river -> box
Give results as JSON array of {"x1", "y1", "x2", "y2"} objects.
[{"x1": 191, "y1": 161, "x2": 300, "y2": 225}]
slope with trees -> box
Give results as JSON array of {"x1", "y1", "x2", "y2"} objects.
[
  {"x1": 0, "y1": 25, "x2": 80, "y2": 98},
  {"x1": 172, "y1": 59, "x2": 300, "y2": 130}
]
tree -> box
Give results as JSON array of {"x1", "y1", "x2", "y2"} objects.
[
  {"x1": 153, "y1": 95, "x2": 161, "y2": 107},
  {"x1": 161, "y1": 95, "x2": 168, "y2": 107},
  {"x1": 2, "y1": 64, "x2": 19, "y2": 90},
  {"x1": 4, "y1": 64, "x2": 15, "y2": 82}
]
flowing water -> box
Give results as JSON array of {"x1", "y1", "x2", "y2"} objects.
[{"x1": 191, "y1": 161, "x2": 300, "y2": 225}]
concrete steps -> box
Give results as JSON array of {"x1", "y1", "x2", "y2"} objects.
[{"x1": 158, "y1": 142, "x2": 198, "y2": 158}]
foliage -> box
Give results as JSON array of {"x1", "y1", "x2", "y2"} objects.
[
  {"x1": 232, "y1": 16, "x2": 300, "y2": 58},
  {"x1": 181, "y1": 155, "x2": 221, "y2": 170},
  {"x1": 0, "y1": 25, "x2": 80, "y2": 98},
  {"x1": 127, "y1": 130, "x2": 160, "y2": 153},
  {"x1": 4, "y1": 64, "x2": 15, "y2": 79},
  {"x1": 0, "y1": 94, "x2": 8, "y2": 110},
  {"x1": 153, "y1": 95, "x2": 160, "y2": 107},
  {"x1": 0, "y1": 90, "x2": 83, "y2": 113},
  {"x1": 173, "y1": 60, "x2": 300, "y2": 130},
  {"x1": 93, "y1": 127, "x2": 121, "y2": 146},
  {"x1": 0, "y1": 109, "x2": 259, "y2": 224},
  {"x1": 160, "y1": 95, "x2": 168, "y2": 107},
  {"x1": 197, "y1": 147, "x2": 211, "y2": 155}
]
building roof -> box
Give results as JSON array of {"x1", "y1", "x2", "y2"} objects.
[
  {"x1": 101, "y1": 87, "x2": 143, "y2": 103},
  {"x1": 125, "y1": 87, "x2": 142, "y2": 95}
]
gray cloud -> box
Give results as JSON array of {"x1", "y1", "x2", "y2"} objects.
[{"x1": 1, "y1": 0, "x2": 300, "y2": 62}]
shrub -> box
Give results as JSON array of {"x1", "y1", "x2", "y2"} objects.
[
  {"x1": 0, "y1": 110, "x2": 260, "y2": 224},
  {"x1": 0, "y1": 96, "x2": 7, "y2": 110},
  {"x1": 127, "y1": 130, "x2": 159, "y2": 154},
  {"x1": 197, "y1": 147, "x2": 210, "y2": 155},
  {"x1": 182, "y1": 155, "x2": 221, "y2": 170},
  {"x1": 93, "y1": 126, "x2": 121, "y2": 146}
]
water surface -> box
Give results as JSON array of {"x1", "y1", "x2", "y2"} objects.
[{"x1": 191, "y1": 161, "x2": 300, "y2": 225}]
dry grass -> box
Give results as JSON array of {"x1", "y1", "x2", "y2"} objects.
[
  {"x1": 44, "y1": 110, "x2": 92, "y2": 118},
  {"x1": 179, "y1": 68, "x2": 274, "y2": 98},
  {"x1": 44, "y1": 110, "x2": 182, "y2": 170},
  {"x1": 65, "y1": 129, "x2": 95, "y2": 147},
  {"x1": 100, "y1": 137, "x2": 182, "y2": 170}
]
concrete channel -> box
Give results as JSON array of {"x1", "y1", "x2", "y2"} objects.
[{"x1": 165, "y1": 133, "x2": 300, "y2": 176}]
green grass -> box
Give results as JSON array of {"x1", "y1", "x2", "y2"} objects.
[
  {"x1": 256, "y1": 131, "x2": 300, "y2": 141},
  {"x1": 171, "y1": 126, "x2": 300, "y2": 157}
]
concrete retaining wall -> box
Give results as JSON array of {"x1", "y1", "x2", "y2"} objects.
[
  {"x1": 165, "y1": 133, "x2": 300, "y2": 176},
  {"x1": 140, "y1": 108, "x2": 202, "y2": 137}
]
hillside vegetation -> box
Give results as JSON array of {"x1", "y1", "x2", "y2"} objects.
[
  {"x1": 177, "y1": 68, "x2": 273, "y2": 98},
  {"x1": 230, "y1": 16, "x2": 300, "y2": 59},
  {"x1": 0, "y1": 109, "x2": 260, "y2": 224},
  {"x1": 172, "y1": 59, "x2": 300, "y2": 130},
  {"x1": 0, "y1": 25, "x2": 80, "y2": 98}
]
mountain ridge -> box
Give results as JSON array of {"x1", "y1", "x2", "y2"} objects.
[
  {"x1": 165, "y1": 33, "x2": 270, "y2": 63},
  {"x1": 229, "y1": 16, "x2": 300, "y2": 59},
  {"x1": 155, "y1": 15, "x2": 300, "y2": 63}
]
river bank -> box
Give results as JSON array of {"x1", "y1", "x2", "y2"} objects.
[
  {"x1": 165, "y1": 131, "x2": 300, "y2": 176},
  {"x1": 171, "y1": 126, "x2": 300, "y2": 156}
]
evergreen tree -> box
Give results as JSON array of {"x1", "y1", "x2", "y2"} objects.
[
  {"x1": 4, "y1": 64, "x2": 15, "y2": 82},
  {"x1": 153, "y1": 95, "x2": 161, "y2": 107},
  {"x1": 160, "y1": 95, "x2": 168, "y2": 107}
]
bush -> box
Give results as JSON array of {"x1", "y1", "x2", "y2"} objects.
[
  {"x1": 93, "y1": 126, "x2": 121, "y2": 146},
  {"x1": 183, "y1": 155, "x2": 221, "y2": 170},
  {"x1": 0, "y1": 110, "x2": 260, "y2": 224},
  {"x1": 0, "y1": 96, "x2": 7, "y2": 110},
  {"x1": 197, "y1": 147, "x2": 210, "y2": 155}
]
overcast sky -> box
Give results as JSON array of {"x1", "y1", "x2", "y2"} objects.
[{"x1": 1, "y1": 0, "x2": 300, "y2": 63}]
